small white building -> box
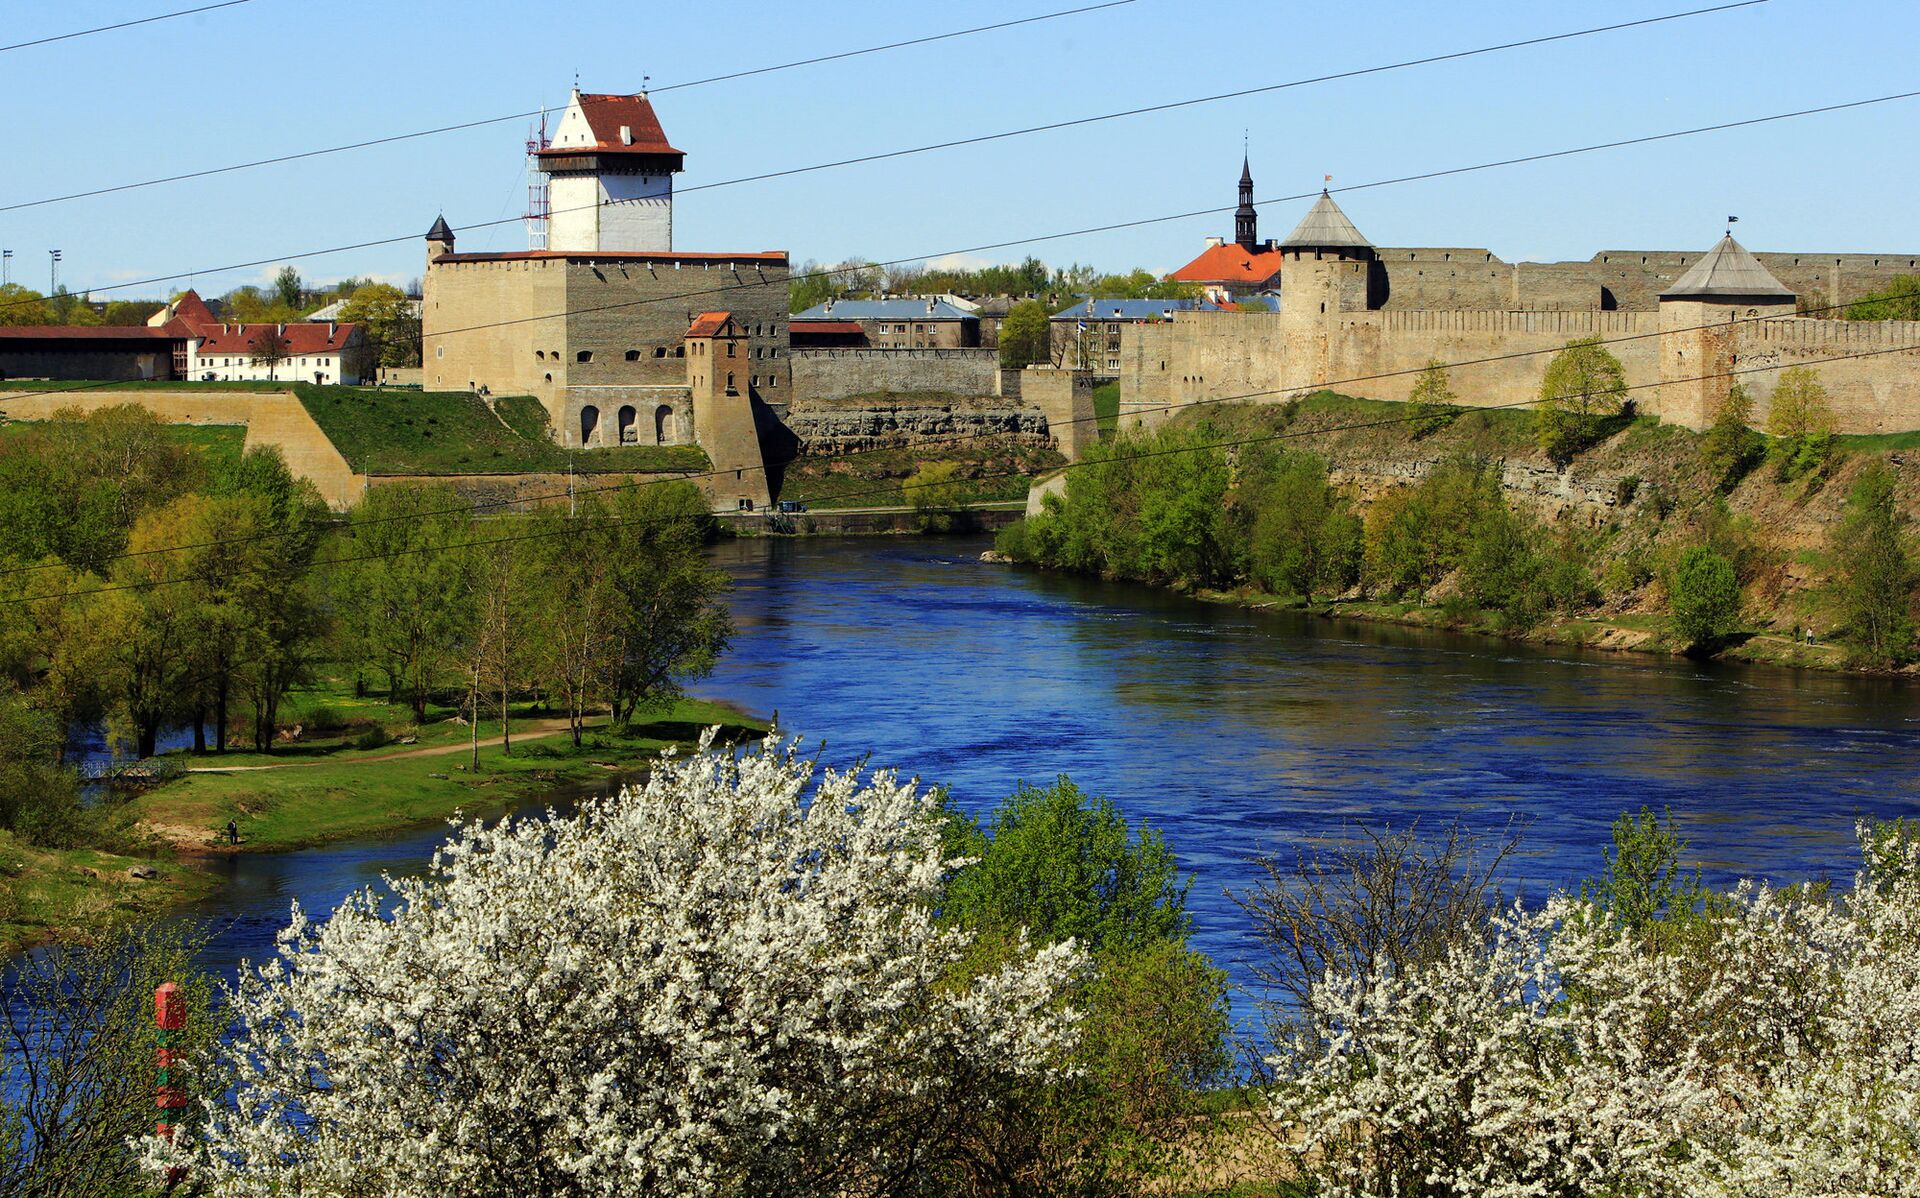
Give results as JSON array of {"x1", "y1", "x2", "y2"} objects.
[{"x1": 188, "y1": 320, "x2": 368, "y2": 384}]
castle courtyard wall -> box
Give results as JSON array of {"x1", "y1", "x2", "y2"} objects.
[{"x1": 788, "y1": 347, "x2": 999, "y2": 404}]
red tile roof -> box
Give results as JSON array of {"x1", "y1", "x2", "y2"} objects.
[
  {"x1": 538, "y1": 93, "x2": 683, "y2": 161},
  {"x1": 685, "y1": 311, "x2": 733, "y2": 338},
  {"x1": 789, "y1": 319, "x2": 864, "y2": 335},
  {"x1": 193, "y1": 322, "x2": 357, "y2": 355},
  {"x1": 168, "y1": 289, "x2": 217, "y2": 330},
  {"x1": 0, "y1": 325, "x2": 180, "y2": 341},
  {"x1": 1169, "y1": 243, "x2": 1285, "y2": 285}
]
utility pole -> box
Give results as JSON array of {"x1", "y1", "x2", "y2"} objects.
[
  {"x1": 48, "y1": 249, "x2": 61, "y2": 296},
  {"x1": 1, "y1": 249, "x2": 11, "y2": 287}
]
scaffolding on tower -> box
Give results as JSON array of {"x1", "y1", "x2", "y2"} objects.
[{"x1": 524, "y1": 109, "x2": 550, "y2": 250}]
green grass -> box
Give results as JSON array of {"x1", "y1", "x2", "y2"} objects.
[
  {"x1": 1092, "y1": 380, "x2": 1120, "y2": 437},
  {"x1": 119, "y1": 693, "x2": 764, "y2": 853},
  {"x1": 0, "y1": 418, "x2": 248, "y2": 475},
  {"x1": 0, "y1": 831, "x2": 217, "y2": 954},
  {"x1": 1835, "y1": 427, "x2": 1920, "y2": 451},
  {"x1": 292, "y1": 384, "x2": 708, "y2": 475}
]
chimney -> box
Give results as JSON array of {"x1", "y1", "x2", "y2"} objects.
[
  {"x1": 328, "y1": 321, "x2": 337, "y2": 339},
  {"x1": 620, "y1": 125, "x2": 633, "y2": 145},
  {"x1": 1205, "y1": 236, "x2": 1224, "y2": 249}
]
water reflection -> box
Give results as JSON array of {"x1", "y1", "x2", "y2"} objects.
[{"x1": 703, "y1": 535, "x2": 1920, "y2": 988}]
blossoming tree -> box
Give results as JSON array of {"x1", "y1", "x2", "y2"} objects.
[{"x1": 148, "y1": 732, "x2": 1084, "y2": 1196}]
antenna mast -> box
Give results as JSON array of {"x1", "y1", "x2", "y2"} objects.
[{"x1": 524, "y1": 108, "x2": 550, "y2": 250}]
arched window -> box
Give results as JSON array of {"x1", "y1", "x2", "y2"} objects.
[
  {"x1": 576, "y1": 350, "x2": 593, "y2": 363},
  {"x1": 655, "y1": 404, "x2": 674, "y2": 444},
  {"x1": 625, "y1": 349, "x2": 641, "y2": 361},
  {"x1": 725, "y1": 372, "x2": 735, "y2": 393},
  {"x1": 617, "y1": 405, "x2": 637, "y2": 444},
  {"x1": 579, "y1": 405, "x2": 600, "y2": 446},
  {"x1": 653, "y1": 347, "x2": 667, "y2": 358},
  {"x1": 535, "y1": 350, "x2": 546, "y2": 361}
]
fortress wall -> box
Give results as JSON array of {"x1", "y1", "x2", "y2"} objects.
[
  {"x1": 365, "y1": 469, "x2": 708, "y2": 513},
  {"x1": 424, "y1": 258, "x2": 569, "y2": 405},
  {"x1": 1332, "y1": 310, "x2": 1662, "y2": 411},
  {"x1": 787, "y1": 347, "x2": 999, "y2": 404},
  {"x1": 1376, "y1": 248, "x2": 1509, "y2": 310},
  {"x1": 0, "y1": 389, "x2": 366, "y2": 508},
  {"x1": 1119, "y1": 311, "x2": 1290, "y2": 430},
  {"x1": 1735, "y1": 317, "x2": 1920, "y2": 433},
  {"x1": 563, "y1": 259, "x2": 789, "y2": 397}
]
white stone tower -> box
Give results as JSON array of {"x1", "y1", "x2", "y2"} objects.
[{"x1": 539, "y1": 89, "x2": 685, "y2": 253}]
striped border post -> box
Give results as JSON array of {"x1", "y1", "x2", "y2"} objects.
[{"x1": 155, "y1": 982, "x2": 188, "y2": 1188}]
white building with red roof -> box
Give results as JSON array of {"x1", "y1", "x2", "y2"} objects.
[
  {"x1": 1167, "y1": 157, "x2": 1284, "y2": 303},
  {"x1": 540, "y1": 90, "x2": 685, "y2": 254}
]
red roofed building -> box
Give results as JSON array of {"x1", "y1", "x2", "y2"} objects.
[
  {"x1": 1167, "y1": 156, "x2": 1284, "y2": 302},
  {"x1": 0, "y1": 288, "x2": 365, "y2": 384},
  {"x1": 541, "y1": 89, "x2": 685, "y2": 254}
]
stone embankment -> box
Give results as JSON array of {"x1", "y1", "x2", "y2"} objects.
[{"x1": 784, "y1": 399, "x2": 1050, "y2": 455}]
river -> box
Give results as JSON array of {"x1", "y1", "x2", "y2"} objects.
[{"x1": 178, "y1": 534, "x2": 1920, "y2": 1011}]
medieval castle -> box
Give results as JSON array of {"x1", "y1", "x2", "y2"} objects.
[{"x1": 1130, "y1": 161, "x2": 1920, "y2": 435}]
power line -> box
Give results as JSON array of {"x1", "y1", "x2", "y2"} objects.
[
  {"x1": 0, "y1": 0, "x2": 1140, "y2": 214},
  {"x1": 7, "y1": 332, "x2": 1915, "y2": 608},
  {"x1": 0, "y1": 0, "x2": 254, "y2": 55},
  {"x1": 0, "y1": 1, "x2": 1778, "y2": 305}
]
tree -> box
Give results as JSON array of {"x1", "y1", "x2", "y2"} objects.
[
  {"x1": 149, "y1": 735, "x2": 1083, "y2": 1196},
  {"x1": 940, "y1": 779, "x2": 1229, "y2": 1195},
  {"x1": 1766, "y1": 366, "x2": 1835, "y2": 481},
  {"x1": 1845, "y1": 274, "x2": 1920, "y2": 321},
  {"x1": 0, "y1": 687, "x2": 86, "y2": 844},
  {"x1": 338, "y1": 282, "x2": 421, "y2": 368},
  {"x1": 1700, "y1": 381, "x2": 1764, "y2": 492},
  {"x1": 997, "y1": 299, "x2": 1051, "y2": 368},
  {"x1": 1536, "y1": 336, "x2": 1628, "y2": 465},
  {"x1": 101, "y1": 299, "x2": 164, "y2": 326},
  {"x1": 1462, "y1": 502, "x2": 1552, "y2": 630},
  {"x1": 905, "y1": 461, "x2": 970, "y2": 532},
  {"x1": 1244, "y1": 451, "x2": 1361, "y2": 604},
  {"x1": 600, "y1": 484, "x2": 732, "y2": 728},
  {"x1": 273, "y1": 265, "x2": 303, "y2": 311},
  {"x1": 1830, "y1": 461, "x2": 1916, "y2": 667},
  {"x1": 3, "y1": 921, "x2": 217, "y2": 1196},
  {"x1": 248, "y1": 327, "x2": 290, "y2": 380},
  {"x1": 0, "y1": 283, "x2": 52, "y2": 326},
  {"x1": 1407, "y1": 359, "x2": 1459, "y2": 437},
  {"x1": 331, "y1": 484, "x2": 474, "y2": 722},
  {"x1": 1668, "y1": 545, "x2": 1741, "y2": 651},
  {"x1": 522, "y1": 505, "x2": 618, "y2": 746}
]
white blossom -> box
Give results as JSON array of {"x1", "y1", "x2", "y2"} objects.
[
  {"x1": 146, "y1": 730, "x2": 1084, "y2": 1196},
  {"x1": 1266, "y1": 823, "x2": 1920, "y2": 1198}
]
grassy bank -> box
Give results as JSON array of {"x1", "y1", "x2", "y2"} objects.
[
  {"x1": 2, "y1": 681, "x2": 764, "y2": 951},
  {"x1": 292, "y1": 384, "x2": 709, "y2": 475},
  {"x1": 118, "y1": 694, "x2": 763, "y2": 854}
]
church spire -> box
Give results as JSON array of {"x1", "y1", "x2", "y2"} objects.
[{"x1": 1234, "y1": 154, "x2": 1258, "y2": 249}]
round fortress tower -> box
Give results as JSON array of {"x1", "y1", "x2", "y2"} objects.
[
  {"x1": 1277, "y1": 191, "x2": 1377, "y2": 393},
  {"x1": 1656, "y1": 233, "x2": 1797, "y2": 428}
]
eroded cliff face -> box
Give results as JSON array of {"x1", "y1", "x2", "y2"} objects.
[{"x1": 782, "y1": 398, "x2": 1050, "y2": 455}]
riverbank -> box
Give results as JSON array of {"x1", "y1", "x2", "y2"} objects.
[
  {"x1": 1191, "y1": 586, "x2": 1874, "y2": 675},
  {"x1": 2, "y1": 694, "x2": 764, "y2": 952}
]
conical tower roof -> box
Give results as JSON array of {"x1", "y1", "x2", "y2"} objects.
[
  {"x1": 1660, "y1": 234, "x2": 1794, "y2": 300},
  {"x1": 426, "y1": 214, "x2": 454, "y2": 242},
  {"x1": 1280, "y1": 190, "x2": 1371, "y2": 251}
]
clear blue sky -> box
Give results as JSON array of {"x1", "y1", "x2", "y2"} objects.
[{"x1": 5, "y1": 0, "x2": 1917, "y2": 300}]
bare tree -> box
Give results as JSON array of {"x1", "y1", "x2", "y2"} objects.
[
  {"x1": 1236, "y1": 819, "x2": 1525, "y2": 1037},
  {"x1": 249, "y1": 327, "x2": 290, "y2": 381}
]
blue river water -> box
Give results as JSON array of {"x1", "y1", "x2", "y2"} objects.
[{"x1": 176, "y1": 534, "x2": 1920, "y2": 1010}]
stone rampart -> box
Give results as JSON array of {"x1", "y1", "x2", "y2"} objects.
[
  {"x1": 788, "y1": 347, "x2": 999, "y2": 404},
  {"x1": 1734, "y1": 317, "x2": 1920, "y2": 433},
  {"x1": 783, "y1": 395, "x2": 1048, "y2": 454},
  {"x1": 0, "y1": 388, "x2": 366, "y2": 508},
  {"x1": 364, "y1": 469, "x2": 708, "y2": 513}
]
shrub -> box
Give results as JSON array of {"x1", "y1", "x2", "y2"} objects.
[
  {"x1": 1829, "y1": 460, "x2": 1917, "y2": 667},
  {"x1": 352, "y1": 724, "x2": 392, "y2": 751},
  {"x1": 1407, "y1": 359, "x2": 1460, "y2": 437},
  {"x1": 1668, "y1": 545, "x2": 1741, "y2": 650},
  {"x1": 155, "y1": 735, "x2": 1084, "y2": 1196},
  {"x1": 1536, "y1": 337, "x2": 1628, "y2": 465},
  {"x1": 1242, "y1": 450, "x2": 1361, "y2": 603},
  {"x1": 1766, "y1": 366, "x2": 1835, "y2": 481},
  {"x1": 1700, "y1": 382, "x2": 1765, "y2": 492}
]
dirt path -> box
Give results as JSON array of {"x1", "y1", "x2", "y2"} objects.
[{"x1": 185, "y1": 717, "x2": 578, "y2": 772}]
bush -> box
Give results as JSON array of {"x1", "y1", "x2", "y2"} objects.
[
  {"x1": 0, "y1": 688, "x2": 88, "y2": 846},
  {"x1": 1830, "y1": 461, "x2": 1917, "y2": 667},
  {"x1": 1362, "y1": 457, "x2": 1501, "y2": 600},
  {"x1": 1407, "y1": 359, "x2": 1460, "y2": 438},
  {"x1": 1536, "y1": 337, "x2": 1628, "y2": 465},
  {"x1": 1766, "y1": 367, "x2": 1835, "y2": 482},
  {"x1": 1700, "y1": 382, "x2": 1765, "y2": 492},
  {"x1": 1240, "y1": 450, "x2": 1360, "y2": 603},
  {"x1": 1668, "y1": 545, "x2": 1741, "y2": 650},
  {"x1": 352, "y1": 724, "x2": 392, "y2": 751}
]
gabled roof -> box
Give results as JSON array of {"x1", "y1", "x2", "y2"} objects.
[
  {"x1": 686, "y1": 311, "x2": 733, "y2": 338},
  {"x1": 540, "y1": 91, "x2": 683, "y2": 161},
  {"x1": 1280, "y1": 191, "x2": 1371, "y2": 250},
  {"x1": 792, "y1": 299, "x2": 977, "y2": 321},
  {"x1": 1169, "y1": 242, "x2": 1285, "y2": 285},
  {"x1": 193, "y1": 322, "x2": 359, "y2": 355},
  {"x1": 1659, "y1": 234, "x2": 1795, "y2": 300}
]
